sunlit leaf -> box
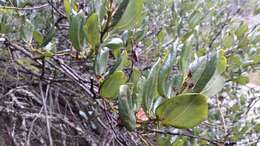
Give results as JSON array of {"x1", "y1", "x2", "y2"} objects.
[
  {"x1": 235, "y1": 22, "x2": 248, "y2": 39},
  {"x1": 156, "y1": 93, "x2": 208, "y2": 129},
  {"x1": 64, "y1": 0, "x2": 71, "y2": 16},
  {"x1": 233, "y1": 76, "x2": 249, "y2": 85},
  {"x1": 100, "y1": 71, "x2": 128, "y2": 99},
  {"x1": 83, "y1": 13, "x2": 100, "y2": 50},
  {"x1": 111, "y1": 0, "x2": 130, "y2": 26},
  {"x1": 223, "y1": 33, "x2": 234, "y2": 49},
  {"x1": 33, "y1": 30, "x2": 43, "y2": 46},
  {"x1": 192, "y1": 54, "x2": 217, "y2": 93},
  {"x1": 201, "y1": 74, "x2": 224, "y2": 97},
  {"x1": 114, "y1": 0, "x2": 144, "y2": 31}
]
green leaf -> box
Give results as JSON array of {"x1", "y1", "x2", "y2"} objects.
[
  {"x1": 116, "y1": 50, "x2": 131, "y2": 70},
  {"x1": 223, "y1": 33, "x2": 234, "y2": 49},
  {"x1": 253, "y1": 55, "x2": 260, "y2": 63},
  {"x1": 111, "y1": 0, "x2": 130, "y2": 26},
  {"x1": 100, "y1": 71, "x2": 128, "y2": 99},
  {"x1": 155, "y1": 135, "x2": 172, "y2": 146},
  {"x1": 94, "y1": 0, "x2": 107, "y2": 23},
  {"x1": 130, "y1": 67, "x2": 141, "y2": 84},
  {"x1": 193, "y1": 54, "x2": 217, "y2": 93},
  {"x1": 33, "y1": 30, "x2": 43, "y2": 46},
  {"x1": 64, "y1": 0, "x2": 71, "y2": 16},
  {"x1": 228, "y1": 54, "x2": 241, "y2": 69},
  {"x1": 157, "y1": 29, "x2": 165, "y2": 44},
  {"x1": 235, "y1": 22, "x2": 248, "y2": 39},
  {"x1": 21, "y1": 19, "x2": 34, "y2": 43},
  {"x1": 143, "y1": 58, "x2": 161, "y2": 113},
  {"x1": 114, "y1": 0, "x2": 144, "y2": 31},
  {"x1": 172, "y1": 74, "x2": 184, "y2": 92},
  {"x1": 233, "y1": 76, "x2": 249, "y2": 85},
  {"x1": 188, "y1": 10, "x2": 202, "y2": 28},
  {"x1": 172, "y1": 138, "x2": 185, "y2": 146},
  {"x1": 180, "y1": 40, "x2": 193, "y2": 76},
  {"x1": 156, "y1": 93, "x2": 208, "y2": 129},
  {"x1": 201, "y1": 74, "x2": 224, "y2": 97},
  {"x1": 40, "y1": 27, "x2": 56, "y2": 48},
  {"x1": 118, "y1": 85, "x2": 136, "y2": 131},
  {"x1": 83, "y1": 13, "x2": 100, "y2": 49},
  {"x1": 238, "y1": 37, "x2": 249, "y2": 48},
  {"x1": 94, "y1": 47, "x2": 109, "y2": 76},
  {"x1": 132, "y1": 76, "x2": 145, "y2": 112},
  {"x1": 69, "y1": 14, "x2": 83, "y2": 51},
  {"x1": 105, "y1": 38, "x2": 123, "y2": 50},
  {"x1": 158, "y1": 47, "x2": 177, "y2": 98},
  {"x1": 216, "y1": 49, "x2": 227, "y2": 74}
]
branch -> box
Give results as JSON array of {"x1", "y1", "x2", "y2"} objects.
[
  {"x1": 145, "y1": 128, "x2": 223, "y2": 146},
  {"x1": 47, "y1": 0, "x2": 66, "y2": 17}
]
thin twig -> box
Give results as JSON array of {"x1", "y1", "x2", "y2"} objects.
[
  {"x1": 0, "y1": 3, "x2": 49, "y2": 10},
  {"x1": 39, "y1": 82, "x2": 53, "y2": 146}
]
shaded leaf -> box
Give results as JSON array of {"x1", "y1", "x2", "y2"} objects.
[
  {"x1": 158, "y1": 47, "x2": 177, "y2": 98},
  {"x1": 69, "y1": 14, "x2": 83, "y2": 51},
  {"x1": 118, "y1": 85, "x2": 136, "y2": 131},
  {"x1": 94, "y1": 47, "x2": 109, "y2": 76},
  {"x1": 40, "y1": 27, "x2": 56, "y2": 48},
  {"x1": 21, "y1": 19, "x2": 34, "y2": 43},
  {"x1": 143, "y1": 58, "x2": 161, "y2": 113}
]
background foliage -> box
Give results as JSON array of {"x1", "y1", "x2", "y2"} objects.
[{"x1": 0, "y1": 0, "x2": 259, "y2": 145}]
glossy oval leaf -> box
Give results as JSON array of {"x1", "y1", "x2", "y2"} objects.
[
  {"x1": 114, "y1": 0, "x2": 144, "y2": 31},
  {"x1": 105, "y1": 38, "x2": 123, "y2": 50},
  {"x1": 83, "y1": 13, "x2": 100, "y2": 50},
  {"x1": 94, "y1": 47, "x2": 109, "y2": 76},
  {"x1": 118, "y1": 85, "x2": 136, "y2": 131},
  {"x1": 156, "y1": 93, "x2": 208, "y2": 129},
  {"x1": 100, "y1": 71, "x2": 128, "y2": 99}
]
